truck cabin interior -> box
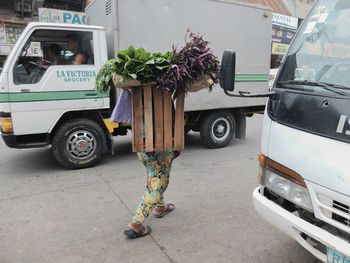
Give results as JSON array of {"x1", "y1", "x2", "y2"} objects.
[{"x1": 13, "y1": 29, "x2": 94, "y2": 85}]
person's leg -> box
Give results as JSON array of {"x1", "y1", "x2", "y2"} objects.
[
  {"x1": 153, "y1": 151, "x2": 177, "y2": 218},
  {"x1": 155, "y1": 151, "x2": 174, "y2": 210},
  {"x1": 132, "y1": 152, "x2": 168, "y2": 225}
]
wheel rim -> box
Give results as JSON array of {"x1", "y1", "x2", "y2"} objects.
[
  {"x1": 211, "y1": 117, "x2": 231, "y2": 142},
  {"x1": 66, "y1": 130, "x2": 96, "y2": 160}
]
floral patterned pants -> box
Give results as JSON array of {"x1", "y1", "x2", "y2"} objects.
[{"x1": 132, "y1": 151, "x2": 175, "y2": 224}]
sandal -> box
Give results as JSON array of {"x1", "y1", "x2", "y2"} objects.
[
  {"x1": 123, "y1": 224, "x2": 152, "y2": 239},
  {"x1": 155, "y1": 203, "x2": 175, "y2": 218}
]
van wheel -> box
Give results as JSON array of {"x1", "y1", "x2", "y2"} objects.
[
  {"x1": 200, "y1": 112, "x2": 235, "y2": 148},
  {"x1": 52, "y1": 119, "x2": 107, "y2": 169}
]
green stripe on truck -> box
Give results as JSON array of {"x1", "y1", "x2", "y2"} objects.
[
  {"x1": 0, "y1": 90, "x2": 108, "y2": 103},
  {"x1": 236, "y1": 74, "x2": 269, "y2": 82}
]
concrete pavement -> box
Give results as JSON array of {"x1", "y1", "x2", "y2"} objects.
[{"x1": 0, "y1": 115, "x2": 320, "y2": 263}]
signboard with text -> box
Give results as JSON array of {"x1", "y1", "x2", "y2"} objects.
[
  {"x1": 0, "y1": 23, "x2": 25, "y2": 56},
  {"x1": 25, "y1": 42, "x2": 43, "y2": 57},
  {"x1": 0, "y1": 44, "x2": 13, "y2": 55},
  {"x1": 272, "y1": 13, "x2": 298, "y2": 30},
  {"x1": 39, "y1": 8, "x2": 86, "y2": 25},
  {"x1": 272, "y1": 43, "x2": 290, "y2": 56},
  {"x1": 271, "y1": 13, "x2": 298, "y2": 55}
]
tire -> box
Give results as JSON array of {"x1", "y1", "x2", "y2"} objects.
[
  {"x1": 200, "y1": 112, "x2": 235, "y2": 148},
  {"x1": 52, "y1": 118, "x2": 107, "y2": 169}
]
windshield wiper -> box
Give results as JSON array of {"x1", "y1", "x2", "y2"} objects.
[
  {"x1": 321, "y1": 82, "x2": 350, "y2": 90},
  {"x1": 277, "y1": 80, "x2": 350, "y2": 96}
]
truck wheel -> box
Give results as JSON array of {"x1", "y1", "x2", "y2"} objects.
[
  {"x1": 52, "y1": 119, "x2": 107, "y2": 169},
  {"x1": 200, "y1": 112, "x2": 235, "y2": 148}
]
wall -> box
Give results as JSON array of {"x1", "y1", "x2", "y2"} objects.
[{"x1": 282, "y1": 0, "x2": 314, "y2": 18}]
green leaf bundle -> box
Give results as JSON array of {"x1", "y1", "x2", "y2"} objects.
[{"x1": 95, "y1": 46, "x2": 174, "y2": 93}]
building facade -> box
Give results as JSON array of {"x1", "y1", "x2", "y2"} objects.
[
  {"x1": 241, "y1": 0, "x2": 315, "y2": 18},
  {"x1": 0, "y1": 0, "x2": 85, "y2": 66},
  {"x1": 283, "y1": 0, "x2": 315, "y2": 18}
]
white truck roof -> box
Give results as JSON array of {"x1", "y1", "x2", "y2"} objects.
[{"x1": 26, "y1": 22, "x2": 105, "y2": 31}]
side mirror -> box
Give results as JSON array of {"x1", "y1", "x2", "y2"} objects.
[{"x1": 220, "y1": 50, "x2": 236, "y2": 91}]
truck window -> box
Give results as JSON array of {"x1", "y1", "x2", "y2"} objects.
[
  {"x1": 277, "y1": 0, "x2": 350, "y2": 92},
  {"x1": 13, "y1": 29, "x2": 94, "y2": 85}
]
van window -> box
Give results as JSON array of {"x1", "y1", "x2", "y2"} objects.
[
  {"x1": 278, "y1": 0, "x2": 350, "y2": 91},
  {"x1": 13, "y1": 29, "x2": 94, "y2": 85}
]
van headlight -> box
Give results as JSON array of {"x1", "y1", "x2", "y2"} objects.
[{"x1": 258, "y1": 154, "x2": 313, "y2": 213}]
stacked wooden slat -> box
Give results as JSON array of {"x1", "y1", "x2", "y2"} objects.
[{"x1": 131, "y1": 85, "x2": 185, "y2": 152}]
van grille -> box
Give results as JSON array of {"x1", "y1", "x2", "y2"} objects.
[
  {"x1": 316, "y1": 193, "x2": 350, "y2": 232},
  {"x1": 105, "y1": 0, "x2": 112, "y2": 15},
  {"x1": 332, "y1": 201, "x2": 350, "y2": 227}
]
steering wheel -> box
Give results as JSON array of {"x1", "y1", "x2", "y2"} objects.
[{"x1": 28, "y1": 61, "x2": 48, "y2": 84}]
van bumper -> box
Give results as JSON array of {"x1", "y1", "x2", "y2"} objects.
[
  {"x1": 1, "y1": 133, "x2": 17, "y2": 148},
  {"x1": 253, "y1": 187, "x2": 350, "y2": 262},
  {"x1": 1, "y1": 133, "x2": 49, "y2": 149}
]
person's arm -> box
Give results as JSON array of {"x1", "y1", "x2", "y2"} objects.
[{"x1": 73, "y1": 53, "x2": 86, "y2": 65}]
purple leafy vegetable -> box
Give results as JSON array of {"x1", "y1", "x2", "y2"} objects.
[{"x1": 157, "y1": 31, "x2": 220, "y2": 94}]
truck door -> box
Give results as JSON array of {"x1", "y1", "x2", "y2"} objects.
[{"x1": 8, "y1": 27, "x2": 106, "y2": 136}]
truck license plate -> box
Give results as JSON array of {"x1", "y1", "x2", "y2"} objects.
[{"x1": 327, "y1": 248, "x2": 350, "y2": 263}]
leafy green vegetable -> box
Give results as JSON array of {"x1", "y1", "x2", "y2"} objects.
[
  {"x1": 95, "y1": 46, "x2": 174, "y2": 93},
  {"x1": 95, "y1": 33, "x2": 219, "y2": 95},
  {"x1": 95, "y1": 59, "x2": 117, "y2": 93}
]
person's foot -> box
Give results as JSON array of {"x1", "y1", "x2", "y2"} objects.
[
  {"x1": 155, "y1": 203, "x2": 175, "y2": 218},
  {"x1": 123, "y1": 222, "x2": 151, "y2": 238}
]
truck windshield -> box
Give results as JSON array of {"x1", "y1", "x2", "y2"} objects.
[{"x1": 277, "y1": 0, "x2": 350, "y2": 95}]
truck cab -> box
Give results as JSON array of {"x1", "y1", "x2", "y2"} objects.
[
  {"x1": 0, "y1": 22, "x2": 113, "y2": 169},
  {"x1": 252, "y1": 0, "x2": 350, "y2": 262}
]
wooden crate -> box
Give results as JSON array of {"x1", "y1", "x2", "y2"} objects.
[{"x1": 131, "y1": 85, "x2": 185, "y2": 152}]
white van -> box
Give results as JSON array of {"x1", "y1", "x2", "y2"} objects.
[{"x1": 249, "y1": 0, "x2": 350, "y2": 262}]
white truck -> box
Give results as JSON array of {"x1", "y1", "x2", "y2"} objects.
[
  {"x1": 0, "y1": 0, "x2": 272, "y2": 169},
  {"x1": 238, "y1": 0, "x2": 350, "y2": 262}
]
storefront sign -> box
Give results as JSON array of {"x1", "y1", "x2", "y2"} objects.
[
  {"x1": 271, "y1": 27, "x2": 295, "y2": 45},
  {"x1": 271, "y1": 13, "x2": 298, "y2": 55},
  {"x1": 0, "y1": 44, "x2": 13, "y2": 55},
  {"x1": 272, "y1": 13, "x2": 298, "y2": 30},
  {"x1": 272, "y1": 43, "x2": 290, "y2": 55},
  {"x1": 5, "y1": 24, "x2": 24, "y2": 44},
  {"x1": 39, "y1": 8, "x2": 86, "y2": 25}
]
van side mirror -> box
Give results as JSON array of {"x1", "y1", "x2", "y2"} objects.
[
  {"x1": 221, "y1": 50, "x2": 275, "y2": 98},
  {"x1": 220, "y1": 50, "x2": 236, "y2": 91}
]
